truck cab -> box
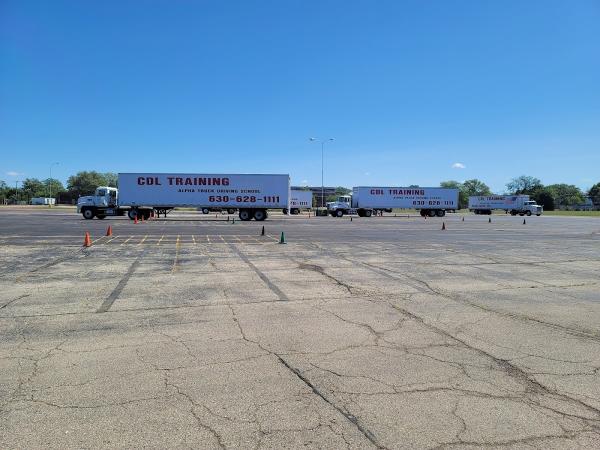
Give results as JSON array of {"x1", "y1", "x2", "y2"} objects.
[
  {"x1": 327, "y1": 195, "x2": 374, "y2": 217},
  {"x1": 77, "y1": 187, "x2": 122, "y2": 219},
  {"x1": 521, "y1": 200, "x2": 543, "y2": 216}
]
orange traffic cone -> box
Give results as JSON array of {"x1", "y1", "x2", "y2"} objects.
[
  {"x1": 134, "y1": 216, "x2": 138, "y2": 224},
  {"x1": 141, "y1": 214, "x2": 145, "y2": 222},
  {"x1": 106, "y1": 225, "x2": 112, "y2": 237},
  {"x1": 83, "y1": 232, "x2": 92, "y2": 247},
  {"x1": 442, "y1": 222, "x2": 446, "y2": 230}
]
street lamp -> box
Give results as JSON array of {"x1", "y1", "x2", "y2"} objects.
[
  {"x1": 49, "y1": 162, "x2": 59, "y2": 205},
  {"x1": 309, "y1": 138, "x2": 334, "y2": 211}
]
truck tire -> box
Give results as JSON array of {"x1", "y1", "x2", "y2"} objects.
[
  {"x1": 82, "y1": 208, "x2": 95, "y2": 220},
  {"x1": 428, "y1": 210, "x2": 436, "y2": 217},
  {"x1": 128, "y1": 209, "x2": 138, "y2": 220},
  {"x1": 436, "y1": 210, "x2": 445, "y2": 217},
  {"x1": 253, "y1": 209, "x2": 267, "y2": 221},
  {"x1": 335, "y1": 209, "x2": 344, "y2": 218},
  {"x1": 239, "y1": 209, "x2": 252, "y2": 221},
  {"x1": 227, "y1": 208, "x2": 236, "y2": 214},
  {"x1": 282, "y1": 208, "x2": 288, "y2": 214},
  {"x1": 201, "y1": 208, "x2": 210, "y2": 214},
  {"x1": 526, "y1": 211, "x2": 532, "y2": 216},
  {"x1": 364, "y1": 209, "x2": 372, "y2": 217},
  {"x1": 536, "y1": 213, "x2": 541, "y2": 216},
  {"x1": 291, "y1": 208, "x2": 299, "y2": 215}
]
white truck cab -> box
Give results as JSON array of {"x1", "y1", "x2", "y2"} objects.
[
  {"x1": 518, "y1": 200, "x2": 543, "y2": 216},
  {"x1": 77, "y1": 187, "x2": 123, "y2": 219}
]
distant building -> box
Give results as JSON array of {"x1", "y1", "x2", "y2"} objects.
[{"x1": 30, "y1": 197, "x2": 56, "y2": 206}]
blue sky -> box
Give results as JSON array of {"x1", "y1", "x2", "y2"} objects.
[{"x1": 1, "y1": 0, "x2": 599, "y2": 193}]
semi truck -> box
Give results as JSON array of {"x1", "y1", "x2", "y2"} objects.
[
  {"x1": 76, "y1": 173, "x2": 290, "y2": 221},
  {"x1": 284, "y1": 190, "x2": 313, "y2": 215},
  {"x1": 468, "y1": 195, "x2": 543, "y2": 216},
  {"x1": 327, "y1": 187, "x2": 459, "y2": 217}
]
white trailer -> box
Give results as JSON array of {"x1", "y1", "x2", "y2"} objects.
[
  {"x1": 31, "y1": 197, "x2": 56, "y2": 205},
  {"x1": 286, "y1": 190, "x2": 313, "y2": 214},
  {"x1": 327, "y1": 187, "x2": 459, "y2": 217},
  {"x1": 468, "y1": 195, "x2": 542, "y2": 216},
  {"x1": 77, "y1": 173, "x2": 290, "y2": 221}
]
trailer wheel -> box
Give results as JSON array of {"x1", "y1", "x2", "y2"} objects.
[
  {"x1": 436, "y1": 210, "x2": 445, "y2": 217},
  {"x1": 526, "y1": 211, "x2": 532, "y2": 216},
  {"x1": 291, "y1": 208, "x2": 299, "y2": 215},
  {"x1": 82, "y1": 208, "x2": 95, "y2": 220},
  {"x1": 253, "y1": 209, "x2": 267, "y2": 221},
  {"x1": 510, "y1": 210, "x2": 517, "y2": 216},
  {"x1": 364, "y1": 209, "x2": 372, "y2": 217},
  {"x1": 282, "y1": 208, "x2": 288, "y2": 214},
  {"x1": 128, "y1": 209, "x2": 138, "y2": 220},
  {"x1": 428, "y1": 210, "x2": 436, "y2": 217},
  {"x1": 519, "y1": 213, "x2": 525, "y2": 216},
  {"x1": 201, "y1": 208, "x2": 210, "y2": 214},
  {"x1": 227, "y1": 208, "x2": 236, "y2": 215},
  {"x1": 536, "y1": 214, "x2": 541, "y2": 216},
  {"x1": 335, "y1": 209, "x2": 344, "y2": 218},
  {"x1": 239, "y1": 209, "x2": 252, "y2": 221},
  {"x1": 419, "y1": 210, "x2": 426, "y2": 217}
]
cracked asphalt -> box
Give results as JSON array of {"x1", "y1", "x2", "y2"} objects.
[{"x1": 1, "y1": 209, "x2": 600, "y2": 449}]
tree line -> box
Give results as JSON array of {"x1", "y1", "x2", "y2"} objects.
[
  {"x1": 0, "y1": 171, "x2": 118, "y2": 204},
  {"x1": 1, "y1": 172, "x2": 599, "y2": 210},
  {"x1": 440, "y1": 176, "x2": 600, "y2": 210}
]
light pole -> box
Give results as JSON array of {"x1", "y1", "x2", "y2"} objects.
[
  {"x1": 310, "y1": 138, "x2": 334, "y2": 211},
  {"x1": 49, "y1": 162, "x2": 59, "y2": 205},
  {"x1": 14, "y1": 181, "x2": 21, "y2": 204}
]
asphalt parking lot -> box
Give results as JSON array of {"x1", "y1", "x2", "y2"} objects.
[{"x1": 1, "y1": 209, "x2": 600, "y2": 449}]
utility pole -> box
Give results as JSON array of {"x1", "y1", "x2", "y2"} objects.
[{"x1": 309, "y1": 138, "x2": 334, "y2": 212}]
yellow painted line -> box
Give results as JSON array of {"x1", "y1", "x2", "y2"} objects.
[
  {"x1": 105, "y1": 235, "x2": 119, "y2": 244},
  {"x1": 121, "y1": 236, "x2": 134, "y2": 245},
  {"x1": 234, "y1": 235, "x2": 242, "y2": 243},
  {"x1": 172, "y1": 235, "x2": 181, "y2": 273},
  {"x1": 157, "y1": 235, "x2": 164, "y2": 246},
  {"x1": 138, "y1": 235, "x2": 148, "y2": 246}
]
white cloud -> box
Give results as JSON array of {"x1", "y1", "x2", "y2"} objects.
[
  {"x1": 364, "y1": 172, "x2": 371, "y2": 176},
  {"x1": 6, "y1": 171, "x2": 23, "y2": 177},
  {"x1": 301, "y1": 179, "x2": 308, "y2": 185},
  {"x1": 451, "y1": 163, "x2": 466, "y2": 169}
]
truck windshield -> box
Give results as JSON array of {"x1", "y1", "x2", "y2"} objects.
[{"x1": 97, "y1": 189, "x2": 106, "y2": 196}]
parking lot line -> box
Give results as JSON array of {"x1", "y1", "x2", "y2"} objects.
[{"x1": 156, "y1": 235, "x2": 164, "y2": 246}]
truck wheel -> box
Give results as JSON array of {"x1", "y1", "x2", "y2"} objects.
[
  {"x1": 253, "y1": 209, "x2": 267, "y2": 221},
  {"x1": 82, "y1": 208, "x2": 95, "y2": 220},
  {"x1": 519, "y1": 213, "x2": 524, "y2": 216},
  {"x1": 128, "y1": 209, "x2": 138, "y2": 220},
  {"x1": 201, "y1": 208, "x2": 210, "y2": 214},
  {"x1": 227, "y1": 208, "x2": 236, "y2": 215},
  {"x1": 282, "y1": 208, "x2": 288, "y2": 214},
  {"x1": 335, "y1": 209, "x2": 344, "y2": 218},
  {"x1": 239, "y1": 209, "x2": 252, "y2": 221},
  {"x1": 291, "y1": 208, "x2": 299, "y2": 215},
  {"x1": 364, "y1": 209, "x2": 372, "y2": 217},
  {"x1": 526, "y1": 211, "x2": 532, "y2": 216},
  {"x1": 428, "y1": 210, "x2": 436, "y2": 217},
  {"x1": 436, "y1": 210, "x2": 444, "y2": 217},
  {"x1": 536, "y1": 214, "x2": 541, "y2": 216}
]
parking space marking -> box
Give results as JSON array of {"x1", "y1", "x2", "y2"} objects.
[
  {"x1": 121, "y1": 236, "x2": 134, "y2": 245},
  {"x1": 137, "y1": 235, "x2": 148, "y2": 245},
  {"x1": 156, "y1": 235, "x2": 164, "y2": 246},
  {"x1": 172, "y1": 235, "x2": 181, "y2": 273}
]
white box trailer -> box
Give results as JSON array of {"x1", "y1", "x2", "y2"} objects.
[
  {"x1": 327, "y1": 187, "x2": 459, "y2": 217},
  {"x1": 287, "y1": 190, "x2": 313, "y2": 214},
  {"x1": 77, "y1": 173, "x2": 290, "y2": 221},
  {"x1": 31, "y1": 197, "x2": 56, "y2": 205},
  {"x1": 468, "y1": 195, "x2": 543, "y2": 216}
]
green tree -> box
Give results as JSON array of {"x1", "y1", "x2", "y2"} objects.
[
  {"x1": 532, "y1": 188, "x2": 555, "y2": 211},
  {"x1": 440, "y1": 180, "x2": 468, "y2": 209},
  {"x1": 334, "y1": 186, "x2": 351, "y2": 196},
  {"x1": 67, "y1": 171, "x2": 110, "y2": 198},
  {"x1": 21, "y1": 178, "x2": 46, "y2": 200},
  {"x1": 103, "y1": 172, "x2": 118, "y2": 187},
  {"x1": 43, "y1": 178, "x2": 66, "y2": 198},
  {"x1": 545, "y1": 184, "x2": 584, "y2": 208},
  {"x1": 462, "y1": 179, "x2": 491, "y2": 196},
  {"x1": 506, "y1": 175, "x2": 543, "y2": 195},
  {"x1": 588, "y1": 183, "x2": 600, "y2": 206}
]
